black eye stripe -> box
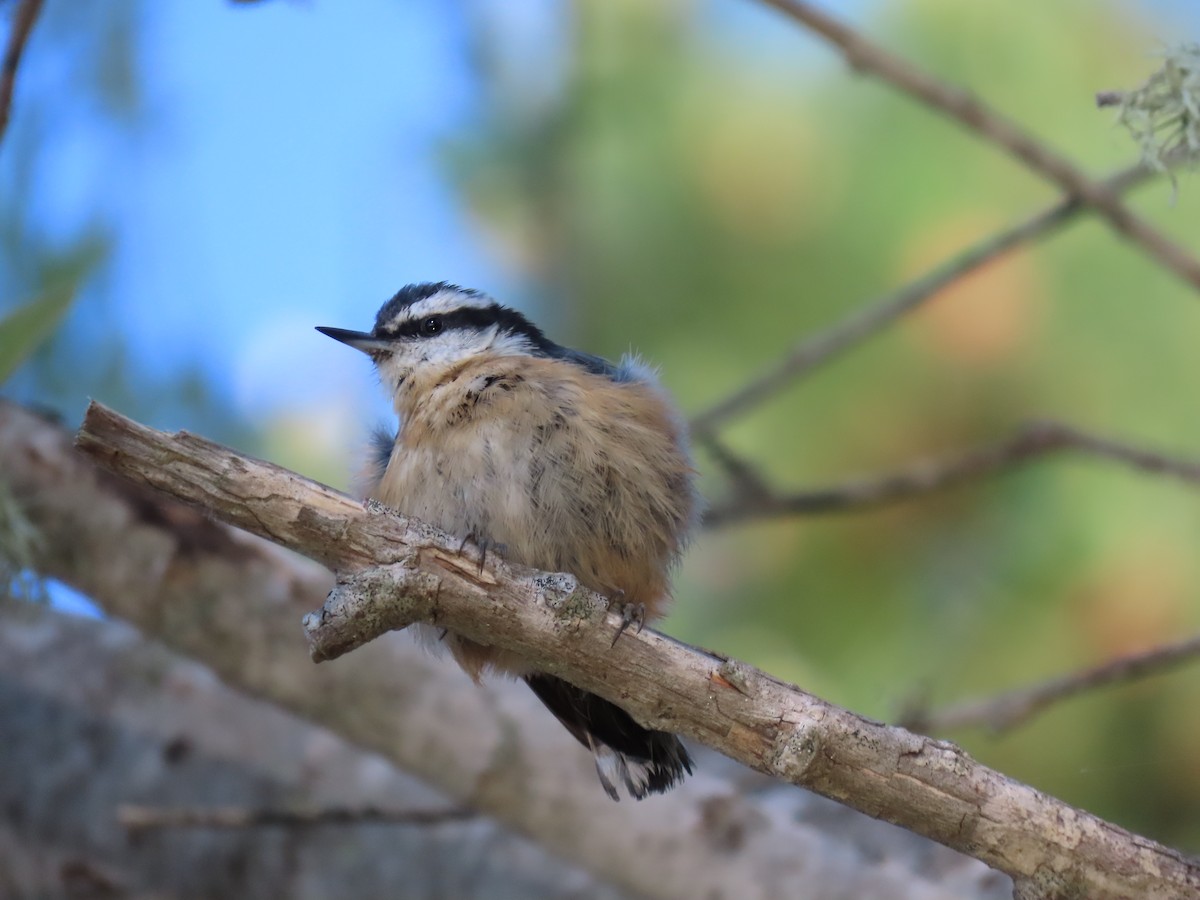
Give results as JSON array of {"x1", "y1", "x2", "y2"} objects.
[
  {"x1": 369, "y1": 294, "x2": 628, "y2": 382},
  {"x1": 378, "y1": 305, "x2": 548, "y2": 343},
  {"x1": 372, "y1": 282, "x2": 482, "y2": 333}
]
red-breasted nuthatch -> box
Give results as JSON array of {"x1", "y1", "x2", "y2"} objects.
[{"x1": 318, "y1": 282, "x2": 699, "y2": 799}]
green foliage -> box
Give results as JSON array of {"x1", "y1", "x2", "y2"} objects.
[
  {"x1": 448, "y1": 0, "x2": 1200, "y2": 846},
  {"x1": 0, "y1": 282, "x2": 77, "y2": 385}
]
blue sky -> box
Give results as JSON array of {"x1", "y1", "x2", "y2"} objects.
[
  {"x1": 105, "y1": 1, "x2": 498, "y2": 424},
  {"x1": 10, "y1": 1, "x2": 524, "y2": 432}
]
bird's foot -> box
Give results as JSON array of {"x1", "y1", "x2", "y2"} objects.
[
  {"x1": 456, "y1": 533, "x2": 507, "y2": 575},
  {"x1": 608, "y1": 591, "x2": 645, "y2": 647}
]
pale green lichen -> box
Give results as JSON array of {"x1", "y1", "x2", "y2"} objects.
[
  {"x1": 1114, "y1": 44, "x2": 1200, "y2": 193},
  {"x1": 550, "y1": 586, "x2": 596, "y2": 624}
]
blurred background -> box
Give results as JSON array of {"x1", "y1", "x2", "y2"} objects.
[{"x1": 4, "y1": 0, "x2": 1200, "y2": 852}]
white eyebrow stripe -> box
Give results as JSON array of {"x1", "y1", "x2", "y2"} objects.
[{"x1": 380, "y1": 289, "x2": 495, "y2": 332}]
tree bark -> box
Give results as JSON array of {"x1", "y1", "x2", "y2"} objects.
[
  {"x1": 0, "y1": 398, "x2": 1003, "y2": 899},
  {"x1": 62, "y1": 399, "x2": 1200, "y2": 900}
]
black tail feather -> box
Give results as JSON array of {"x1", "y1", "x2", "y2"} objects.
[{"x1": 524, "y1": 673, "x2": 693, "y2": 800}]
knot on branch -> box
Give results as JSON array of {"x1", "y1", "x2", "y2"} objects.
[
  {"x1": 767, "y1": 720, "x2": 823, "y2": 783},
  {"x1": 304, "y1": 560, "x2": 437, "y2": 662},
  {"x1": 533, "y1": 571, "x2": 601, "y2": 624}
]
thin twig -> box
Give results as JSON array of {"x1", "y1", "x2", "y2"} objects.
[
  {"x1": 689, "y1": 158, "x2": 1160, "y2": 436},
  {"x1": 902, "y1": 633, "x2": 1200, "y2": 734},
  {"x1": 758, "y1": 0, "x2": 1200, "y2": 291},
  {"x1": 703, "y1": 420, "x2": 1200, "y2": 527},
  {"x1": 1096, "y1": 91, "x2": 1126, "y2": 109},
  {"x1": 699, "y1": 432, "x2": 776, "y2": 504},
  {"x1": 118, "y1": 804, "x2": 475, "y2": 831},
  {"x1": 0, "y1": 0, "x2": 45, "y2": 147}
]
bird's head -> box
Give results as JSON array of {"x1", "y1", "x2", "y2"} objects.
[{"x1": 318, "y1": 282, "x2": 553, "y2": 400}]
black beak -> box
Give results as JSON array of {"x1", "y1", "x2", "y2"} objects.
[{"x1": 316, "y1": 326, "x2": 392, "y2": 355}]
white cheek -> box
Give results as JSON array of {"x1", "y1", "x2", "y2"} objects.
[
  {"x1": 374, "y1": 355, "x2": 412, "y2": 392},
  {"x1": 419, "y1": 344, "x2": 451, "y2": 366},
  {"x1": 420, "y1": 334, "x2": 488, "y2": 368},
  {"x1": 373, "y1": 329, "x2": 500, "y2": 393}
]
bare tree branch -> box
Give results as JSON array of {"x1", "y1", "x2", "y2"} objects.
[
  {"x1": 690, "y1": 156, "x2": 1164, "y2": 437},
  {"x1": 704, "y1": 420, "x2": 1200, "y2": 527},
  {"x1": 118, "y1": 804, "x2": 475, "y2": 831},
  {"x1": 71, "y1": 400, "x2": 1200, "y2": 900},
  {"x1": 1, "y1": 399, "x2": 1001, "y2": 900},
  {"x1": 0, "y1": 0, "x2": 44, "y2": 147},
  {"x1": 701, "y1": 432, "x2": 777, "y2": 504},
  {"x1": 903, "y1": 633, "x2": 1200, "y2": 735},
  {"x1": 757, "y1": 0, "x2": 1200, "y2": 291}
]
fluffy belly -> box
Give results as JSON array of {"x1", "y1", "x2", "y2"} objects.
[
  {"x1": 374, "y1": 411, "x2": 674, "y2": 679},
  {"x1": 379, "y1": 435, "x2": 542, "y2": 563}
]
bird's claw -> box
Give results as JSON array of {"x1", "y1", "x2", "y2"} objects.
[
  {"x1": 457, "y1": 533, "x2": 506, "y2": 575},
  {"x1": 609, "y1": 595, "x2": 645, "y2": 647}
]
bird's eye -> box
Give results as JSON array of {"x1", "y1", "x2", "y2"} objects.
[{"x1": 420, "y1": 316, "x2": 442, "y2": 336}]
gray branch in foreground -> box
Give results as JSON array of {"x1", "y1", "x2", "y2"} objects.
[
  {"x1": 72, "y1": 400, "x2": 1200, "y2": 900},
  {"x1": 0, "y1": 602, "x2": 617, "y2": 900},
  {"x1": 704, "y1": 420, "x2": 1200, "y2": 527},
  {"x1": 117, "y1": 804, "x2": 475, "y2": 831},
  {"x1": 1, "y1": 399, "x2": 1000, "y2": 900}
]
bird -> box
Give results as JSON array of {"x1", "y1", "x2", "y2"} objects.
[{"x1": 317, "y1": 281, "x2": 699, "y2": 800}]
